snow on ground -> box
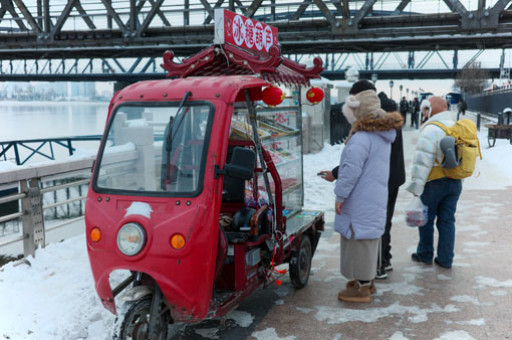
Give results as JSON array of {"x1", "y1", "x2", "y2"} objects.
[{"x1": 1, "y1": 120, "x2": 511, "y2": 339}]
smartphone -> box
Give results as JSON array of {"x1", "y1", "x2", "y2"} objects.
[{"x1": 317, "y1": 172, "x2": 324, "y2": 176}]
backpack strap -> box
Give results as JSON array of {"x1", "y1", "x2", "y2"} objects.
[
  {"x1": 424, "y1": 121, "x2": 448, "y2": 134},
  {"x1": 424, "y1": 121, "x2": 448, "y2": 167},
  {"x1": 423, "y1": 121, "x2": 448, "y2": 181}
]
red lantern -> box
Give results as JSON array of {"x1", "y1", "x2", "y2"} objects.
[
  {"x1": 306, "y1": 86, "x2": 325, "y2": 105},
  {"x1": 262, "y1": 86, "x2": 285, "y2": 106}
]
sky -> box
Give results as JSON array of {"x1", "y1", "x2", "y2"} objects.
[{"x1": 1, "y1": 111, "x2": 511, "y2": 339}]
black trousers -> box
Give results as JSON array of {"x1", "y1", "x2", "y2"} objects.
[{"x1": 381, "y1": 185, "x2": 400, "y2": 266}]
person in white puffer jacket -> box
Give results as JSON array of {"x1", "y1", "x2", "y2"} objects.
[{"x1": 406, "y1": 96, "x2": 462, "y2": 269}]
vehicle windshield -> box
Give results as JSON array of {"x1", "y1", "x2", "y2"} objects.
[{"x1": 94, "y1": 102, "x2": 213, "y2": 196}]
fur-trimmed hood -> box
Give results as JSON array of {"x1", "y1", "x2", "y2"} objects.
[{"x1": 345, "y1": 111, "x2": 404, "y2": 143}]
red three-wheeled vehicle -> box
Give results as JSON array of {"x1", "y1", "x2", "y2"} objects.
[{"x1": 86, "y1": 10, "x2": 324, "y2": 339}]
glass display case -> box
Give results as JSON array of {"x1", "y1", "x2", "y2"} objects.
[{"x1": 230, "y1": 105, "x2": 303, "y2": 217}]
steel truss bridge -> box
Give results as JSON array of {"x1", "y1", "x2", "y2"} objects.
[{"x1": 0, "y1": 0, "x2": 511, "y2": 81}]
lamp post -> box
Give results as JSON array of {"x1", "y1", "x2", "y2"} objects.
[
  {"x1": 399, "y1": 84, "x2": 403, "y2": 99},
  {"x1": 406, "y1": 88, "x2": 409, "y2": 100},
  {"x1": 371, "y1": 73, "x2": 378, "y2": 84},
  {"x1": 389, "y1": 80, "x2": 394, "y2": 99}
]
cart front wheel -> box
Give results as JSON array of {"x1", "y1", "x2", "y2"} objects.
[
  {"x1": 114, "y1": 296, "x2": 169, "y2": 340},
  {"x1": 488, "y1": 134, "x2": 496, "y2": 147},
  {"x1": 289, "y1": 234, "x2": 312, "y2": 289}
]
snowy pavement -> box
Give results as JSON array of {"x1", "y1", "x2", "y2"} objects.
[{"x1": 1, "y1": 114, "x2": 512, "y2": 340}]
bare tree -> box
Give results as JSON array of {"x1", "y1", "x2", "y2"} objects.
[{"x1": 455, "y1": 62, "x2": 490, "y2": 94}]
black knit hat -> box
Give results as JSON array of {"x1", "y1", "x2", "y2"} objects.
[
  {"x1": 378, "y1": 91, "x2": 398, "y2": 112},
  {"x1": 349, "y1": 79, "x2": 376, "y2": 95}
]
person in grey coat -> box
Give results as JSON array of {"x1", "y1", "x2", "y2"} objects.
[{"x1": 335, "y1": 86, "x2": 404, "y2": 303}]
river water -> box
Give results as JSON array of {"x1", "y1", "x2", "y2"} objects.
[
  {"x1": 0, "y1": 100, "x2": 109, "y2": 140},
  {"x1": 0, "y1": 101, "x2": 109, "y2": 163}
]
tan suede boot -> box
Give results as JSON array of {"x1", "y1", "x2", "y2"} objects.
[
  {"x1": 338, "y1": 281, "x2": 371, "y2": 303},
  {"x1": 346, "y1": 279, "x2": 376, "y2": 294},
  {"x1": 370, "y1": 279, "x2": 376, "y2": 294}
]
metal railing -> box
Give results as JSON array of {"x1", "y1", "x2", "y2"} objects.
[
  {"x1": 0, "y1": 135, "x2": 101, "y2": 165},
  {"x1": 0, "y1": 157, "x2": 94, "y2": 257}
]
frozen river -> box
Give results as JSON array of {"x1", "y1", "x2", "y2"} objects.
[
  {"x1": 0, "y1": 100, "x2": 109, "y2": 141},
  {"x1": 0, "y1": 100, "x2": 110, "y2": 163}
]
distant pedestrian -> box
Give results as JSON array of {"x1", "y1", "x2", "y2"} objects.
[
  {"x1": 411, "y1": 97, "x2": 420, "y2": 128},
  {"x1": 408, "y1": 96, "x2": 462, "y2": 269},
  {"x1": 399, "y1": 97, "x2": 409, "y2": 125},
  {"x1": 328, "y1": 80, "x2": 403, "y2": 303},
  {"x1": 458, "y1": 99, "x2": 467, "y2": 116}
]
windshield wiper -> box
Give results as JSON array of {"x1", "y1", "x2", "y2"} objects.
[{"x1": 161, "y1": 91, "x2": 192, "y2": 189}]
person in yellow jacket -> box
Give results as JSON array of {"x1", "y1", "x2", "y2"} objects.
[{"x1": 406, "y1": 96, "x2": 461, "y2": 269}]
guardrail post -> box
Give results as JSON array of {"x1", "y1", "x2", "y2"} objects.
[
  {"x1": 476, "y1": 113, "x2": 481, "y2": 131},
  {"x1": 20, "y1": 178, "x2": 45, "y2": 257}
]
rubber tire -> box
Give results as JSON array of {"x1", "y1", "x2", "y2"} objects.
[
  {"x1": 289, "y1": 234, "x2": 312, "y2": 289},
  {"x1": 115, "y1": 296, "x2": 169, "y2": 340}
]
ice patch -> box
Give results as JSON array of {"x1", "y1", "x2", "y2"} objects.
[
  {"x1": 375, "y1": 280, "x2": 424, "y2": 296},
  {"x1": 437, "y1": 274, "x2": 452, "y2": 281},
  {"x1": 316, "y1": 238, "x2": 339, "y2": 252},
  {"x1": 457, "y1": 225, "x2": 481, "y2": 232},
  {"x1": 312, "y1": 253, "x2": 338, "y2": 261},
  {"x1": 252, "y1": 327, "x2": 296, "y2": 340},
  {"x1": 445, "y1": 318, "x2": 486, "y2": 326},
  {"x1": 449, "y1": 295, "x2": 485, "y2": 306},
  {"x1": 324, "y1": 273, "x2": 343, "y2": 283},
  {"x1": 274, "y1": 285, "x2": 291, "y2": 297},
  {"x1": 275, "y1": 299, "x2": 284, "y2": 305},
  {"x1": 475, "y1": 276, "x2": 512, "y2": 289},
  {"x1": 452, "y1": 262, "x2": 471, "y2": 267},
  {"x1": 464, "y1": 241, "x2": 490, "y2": 248},
  {"x1": 490, "y1": 290, "x2": 508, "y2": 296},
  {"x1": 314, "y1": 302, "x2": 459, "y2": 324},
  {"x1": 403, "y1": 266, "x2": 435, "y2": 274},
  {"x1": 124, "y1": 201, "x2": 153, "y2": 219},
  {"x1": 433, "y1": 330, "x2": 477, "y2": 340},
  {"x1": 389, "y1": 331, "x2": 409, "y2": 340},
  {"x1": 469, "y1": 231, "x2": 488, "y2": 238},
  {"x1": 226, "y1": 310, "x2": 254, "y2": 327},
  {"x1": 296, "y1": 307, "x2": 314, "y2": 314},
  {"x1": 195, "y1": 328, "x2": 219, "y2": 339}
]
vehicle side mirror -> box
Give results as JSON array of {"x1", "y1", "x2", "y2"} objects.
[{"x1": 223, "y1": 147, "x2": 255, "y2": 180}]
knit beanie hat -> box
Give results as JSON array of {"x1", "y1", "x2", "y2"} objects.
[
  {"x1": 378, "y1": 92, "x2": 398, "y2": 112},
  {"x1": 342, "y1": 89, "x2": 386, "y2": 124},
  {"x1": 349, "y1": 79, "x2": 376, "y2": 95}
]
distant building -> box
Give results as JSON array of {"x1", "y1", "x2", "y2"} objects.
[{"x1": 71, "y1": 82, "x2": 95, "y2": 99}]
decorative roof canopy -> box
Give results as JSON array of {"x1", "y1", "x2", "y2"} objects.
[{"x1": 161, "y1": 44, "x2": 323, "y2": 86}]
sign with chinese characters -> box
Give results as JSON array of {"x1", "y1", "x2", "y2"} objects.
[{"x1": 214, "y1": 8, "x2": 278, "y2": 53}]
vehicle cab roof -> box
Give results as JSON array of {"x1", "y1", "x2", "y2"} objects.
[{"x1": 111, "y1": 75, "x2": 268, "y2": 106}]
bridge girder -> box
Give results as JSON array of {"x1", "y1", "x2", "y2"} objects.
[{"x1": 0, "y1": 0, "x2": 512, "y2": 62}]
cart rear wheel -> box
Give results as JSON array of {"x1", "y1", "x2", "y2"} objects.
[
  {"x1": 488, "y1": 134, "x2": 496, "y2": 147},
  {"x1": 289, "y1": 234, "x2": 312, "y2": 289},
  {"x1": 114, "y1": 296, "x2": 169, "y2": 340}
]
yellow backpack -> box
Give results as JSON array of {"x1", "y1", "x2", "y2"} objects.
[{"x1": 427, "y1": 119, "x2": 482, "y2": 180}]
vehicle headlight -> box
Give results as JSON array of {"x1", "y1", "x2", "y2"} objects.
[{"x1": 117, "y1": 223, "x2": 146, "y2": 256}]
